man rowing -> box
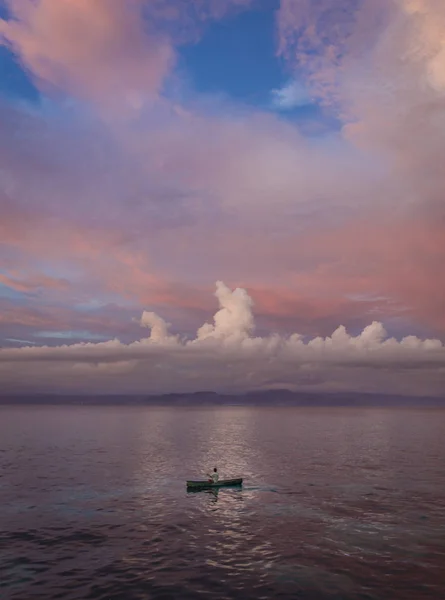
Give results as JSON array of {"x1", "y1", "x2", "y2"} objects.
[{"x1": 207, "y1": 467, "x2": 219, "y2": 484}]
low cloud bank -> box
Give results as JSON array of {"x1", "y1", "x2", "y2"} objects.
[{"x1": 1, "y1": 282, "x2": 444, "y2": 397}]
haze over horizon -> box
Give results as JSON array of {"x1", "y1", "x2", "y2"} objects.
[{"x1": 1, "y1": 0, "x2": 445, "y2": 396}]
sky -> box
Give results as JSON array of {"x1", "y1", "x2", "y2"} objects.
[{"x1": 0, "y1": 0, "x2": 445, "y2": 396}]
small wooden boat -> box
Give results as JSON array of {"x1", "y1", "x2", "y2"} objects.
[{"x1": 186, "y1": 477, "x2": 243, "y2": 489}]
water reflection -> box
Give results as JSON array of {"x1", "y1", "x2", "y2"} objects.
[
  {"x1": 187, "y1": 487, "x2": 220, "y2": 501},
  {"x1": 186, "y1": 486, "x2": 246, "y2": 506},
  {"x1": 1, "y1": 407, "x2": 445, "y2": 600}
]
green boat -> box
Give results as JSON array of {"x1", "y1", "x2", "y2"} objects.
[{"x1": 186, "y1": 477, "x2": 243, "y2": 489}]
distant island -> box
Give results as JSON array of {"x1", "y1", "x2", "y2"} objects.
[{"x1": 0, "y1": 390, "x2": 444, "y2": 407}]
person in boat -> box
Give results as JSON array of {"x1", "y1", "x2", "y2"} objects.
[{"x1": 207, "y1": 467, "x2": 219, "y2": 484}]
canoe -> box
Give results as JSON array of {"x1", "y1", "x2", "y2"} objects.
[{"x1": 186, "y1": 477, "x2": 243, "y2": 489}]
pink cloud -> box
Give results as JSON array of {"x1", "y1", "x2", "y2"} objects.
[
  {"x1": 0, "y1": 0, "x2": 257, "y2": 109},
  {"x1": 1, "y1": 283, "x2": 445, "y2": 396},
  {"x1": 1, "y1": 0, "x2": 445, "y2": 377},
  {"x1": 147, "y1": 0, "x2": 255, "y2": 41},
  {"x1": 271, "y1": 0, "x2": 445, "y2": 326},
  {"x1": 0, "y1": 297, "x2": 139, "y2": 339},
  {"x1": 313, "y1": 218, "x2": 445, "y2": 331},
  {"x1": 0, "y1": 0, "x2": 174, "y2": 107},
  {"x1": 0, "y1": 271, "x2": 70, "y2": 293},
  {"x1": 275, "y1": 0, "x2": 382, "y2": 107},
  {"x1": 0, "y1": 97, "x2": 443, "y2": 340}
]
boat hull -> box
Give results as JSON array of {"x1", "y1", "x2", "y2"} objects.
[{"x1": 186, "y1": 477, "x2": 243, "y2": 489}]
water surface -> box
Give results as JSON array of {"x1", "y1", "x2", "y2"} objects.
[{"x1": 1, "y1": 406, "x2": 444, "y2": 599}]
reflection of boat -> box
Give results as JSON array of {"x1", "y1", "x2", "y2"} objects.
[
  {"x1": 186, "y1": 478, "x2": 243, "y2": 489},
  {"x1": 186, "y1": 487, "x2": 219, "y2": 498}
]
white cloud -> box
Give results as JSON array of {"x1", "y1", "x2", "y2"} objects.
[
  {"x1": 271, "y1": 81, "x2": 311, "y2": 110},
  {"x1": 1, "y1": 282, "x2": 444, "y2": 396}
]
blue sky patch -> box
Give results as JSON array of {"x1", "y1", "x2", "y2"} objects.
[
  {"x1": 34, "y1": 330, "x2": 110, "y2": 341},
  {"x1": 179, "y1": 0, "x2": 285, "y2": 107},
  {"x1": 0, "y1": 46, "x2": 40, "y2": 103}
]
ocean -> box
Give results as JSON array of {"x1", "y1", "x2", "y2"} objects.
[{"x1": 1, "y1": 406, "x2": 444, "y2": 599}]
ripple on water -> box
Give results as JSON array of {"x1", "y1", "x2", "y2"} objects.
[{"x1": 1, "y1": 406, "x2": 445, "y2": 599}]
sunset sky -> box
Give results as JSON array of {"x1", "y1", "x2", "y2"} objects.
[{"x1": 1, "y1": 0, "x2": 445, "y2": 395}]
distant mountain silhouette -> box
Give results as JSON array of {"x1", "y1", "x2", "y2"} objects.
[{"x1": 1, "y1": 390, "x2": 444, "y2": 406}]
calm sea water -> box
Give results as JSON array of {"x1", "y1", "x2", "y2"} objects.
[{"x1": 1, "y1": 406, "x2": 445, "y2": 600}]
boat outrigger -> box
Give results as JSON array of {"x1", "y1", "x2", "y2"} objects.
[{"x1": 186, "y1": 478, "x2": 243, "y2": 489}]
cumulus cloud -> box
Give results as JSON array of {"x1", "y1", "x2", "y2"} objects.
[
  {"x1": 1, "y1": 283, "x2": 444, "y2": 396},
  {"x1": 140, "y1": 310, "x2": 174, "y2": 343},
  {"x1": 196, "y1": 281, "x2": 254, "y2": 341},
  {"x1": 1, "y1": 0, "x2": 445, "y2": 387}
]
